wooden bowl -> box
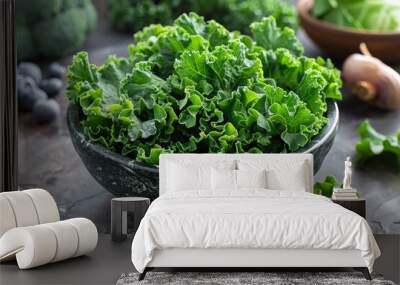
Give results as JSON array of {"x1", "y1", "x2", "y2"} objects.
[{"x1": 297, "y1": 0, "x2": 400, "y2": 63}]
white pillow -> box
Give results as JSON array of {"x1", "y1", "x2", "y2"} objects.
[
  {"x1": 167, "y1": 162, "x2": 212, "y2": 192},
  {"x1": 237, "y1": 159, "x2": 309, "y2": 191},
  {"x1": 236, "y1": 169, "x2": 267, "y2": 189},
  {"x1": 266, "y1": 166, "x2": 307, "y2": 191},
  {"x1": 212, "y1": 168, "x2": 236, "y2": 190},
  {"x1": 211, "y1": 168, "x2": 268, "y2": 191}
]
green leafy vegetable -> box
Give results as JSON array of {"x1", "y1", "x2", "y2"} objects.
[
  {"x1": 312, "y1": 0, "x2": 400, "y2": 32},
  {"x1": 356, "y1": 121, "x2": 400, "y2": 172},
  {"x1": 314, "y1": 175, "x2": 339, "y2": 197},
  {"x1": 108, "y1": 0, "x2": 298, "y2": 34},
  {"x1": 67, "y1": 13, "x2": 342, "y2": 165},
  {"x1": 250, "y1": 17, "x2": 303, "y2": 56}
]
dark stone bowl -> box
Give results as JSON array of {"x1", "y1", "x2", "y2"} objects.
[{"x1": 67, "y1": 102, "x2": 339, "y2": 198}]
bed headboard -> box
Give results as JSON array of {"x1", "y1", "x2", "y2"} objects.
[{"x1": 159, "y1": 154, "x2": 314, "y2": 195}]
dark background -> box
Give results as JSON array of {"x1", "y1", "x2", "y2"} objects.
[{"x1": 0, "y1": 0, "x2": 18, "y2": 192}]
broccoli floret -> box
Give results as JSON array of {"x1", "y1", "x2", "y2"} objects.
[
  {"x1": 33, "y1": 8, "x2": 88, "y2": 59},
  {"x1": 61, "y1": 0, "x2": 85, "y2": 10},
  {"x1": 84, "y1": 0, "x2": 97, "y2": 32},
  {"x1": 16, "y1": 21, "x2": 37, "y2": 61},
  {"x1": 17, "y1": 0, "x2": 63, "y2": 24},
  {"x1": 16, "y1": 0, "x2": 97, "y2": 61}
]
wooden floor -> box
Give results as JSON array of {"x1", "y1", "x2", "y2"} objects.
[{"x1": 0, "y1": 234, "x2": 398, "y2": 285}]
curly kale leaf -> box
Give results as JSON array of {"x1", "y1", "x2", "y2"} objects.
[
  {"x1": 260, "y1": 48, "x2": 342, "y2": 117},
  {"x1": 314, "y1": 175, "x2": 339, "y2": 197},
  {"x1": 108, "y1": 0, "x2": 298, "y2": 34},
  {"x1": 108, "y1": 0, "x2": 175, "y2": 33},
  {"x1": 221, "y1": 0, "x2": 298, "y2": 34},
  {"x1": 250, "y1": 16, "x2": 303, "y2": 56},
  {"x1": 356, "y1": 121, "x2": 400, "y2": 172}
]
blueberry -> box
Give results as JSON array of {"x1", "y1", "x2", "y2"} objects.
[
  {"x1": 34, "y1": 88, "x2": 48, "y2": 102},
  {"x1": 33, "y1": 99, "x2": 60, "y2": 124},
  {"x1": 48, "y1": 63, "x2": 66, "y2": 79},
  {"x1": 39, "y1": 78, "x2": 63, "y2": 97},
  {"x1": 18, "y1": 62, "x2": 42, "y2": 84},
  {"x1": 17, "y1": 77, "x2": 47, "y2": 112},
  {"x1": 17, "y1": 75, "x2": 36, "y2": 97}
]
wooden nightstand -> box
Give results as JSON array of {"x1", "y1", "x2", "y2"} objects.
[{"x1": 332, "y1": 199, "x2": 366, "y2": 218}]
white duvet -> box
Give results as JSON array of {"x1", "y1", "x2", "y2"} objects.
[{"x1": 131, "y1": 190, "x2": 380, "y2": 273}]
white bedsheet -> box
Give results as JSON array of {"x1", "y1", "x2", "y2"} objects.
[{"x1": 131, "y1": 190, "x2": 380, "y2": 273}]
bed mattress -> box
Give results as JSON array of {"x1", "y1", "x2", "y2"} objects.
[{"x1": 131, "y1": 190, "x2": 380, "y2": 273}]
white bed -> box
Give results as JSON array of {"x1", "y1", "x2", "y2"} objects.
[{"x1": 131, "y1": 154, "x2": 380, "y2": 280}]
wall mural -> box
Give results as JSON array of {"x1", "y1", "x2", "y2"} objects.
[{"x1": 15, "y1": 0, "x2": 400, "y2": 234}]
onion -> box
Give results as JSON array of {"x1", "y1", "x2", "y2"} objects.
[{"x1": 342, "y1": 43, "x2": 400, "y2": 110}]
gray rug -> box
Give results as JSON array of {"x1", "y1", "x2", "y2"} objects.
[{"x1": 116, "y1": 272, "x2": 396, "y2": 285}]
